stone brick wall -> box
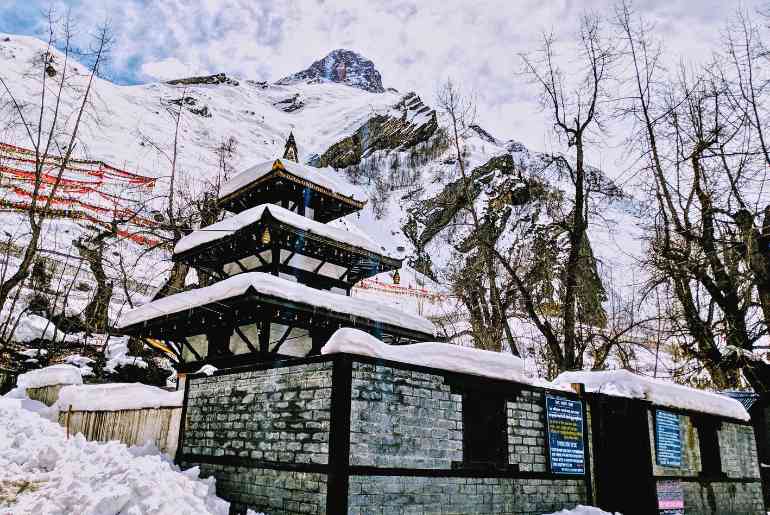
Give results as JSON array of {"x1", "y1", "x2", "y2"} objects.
[
  {"x1": 507, "y1": 390, "x2": 547, "y2": 472},
  {"x1": 645, "y1": 410, "x2": 764, "y2": 514},
  {"x1": 348, "y1": 362, "x2": 463, "y2": 468},
  {"x1": 719, "y1": 422, "x2": 761, "y2": 479},
  {"x1": 198, "y1": 463, "x2": 327, "y2": 515},
  {"x1": 182, "y1": 362, "x2": 333, "y2": 464},
  {"x1": 681, "y1": 481, "x2": 764, "y2": 514},
  {"x1": 347, "y1": 476, "x2": 586, "y2": 515}
]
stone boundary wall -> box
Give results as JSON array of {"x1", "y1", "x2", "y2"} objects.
[
  {"x1": 507, "y1": 390, "x2": 547, "y2": 472},
  {"x1": 349, "y1": 362, "x2": 463, "y2": 468},
  {"x1": 180, "y1": 361, "x2": 334, "y2": 514},
  {"x1": 681, "y1": 482, "x2": 763, "y2": 514},
  {"x1": 345, "y1": 357, "x2": 590, "y2": 515},
  {"x1": 179, "y1": 355, "x2": 593, "y2": 515},
  {"x1": 198, "y1": 463, "x2": 327, "y2": 515},
  {"x1": 347, "y1": 476, "x2": 587, "y2": 515},
  {"x1": 182, "y1": 361, "x2": 333, "y2": 464},
  {"x1": 647, "y1": 409, "x2": 764, "y2": 514}
]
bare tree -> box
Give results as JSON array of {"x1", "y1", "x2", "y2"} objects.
[
  {"x1": 0, "y1": 13, "x2": 111, "y2": 313},
  {"x1": 436, "y1": 79, "x2": 520, "y2": 355},
  {"x1": 615, "y1": 2, "x2": 770, "y2": 390},
  {"x1": 509, "y1": 14, "x2": 615, "y2": 372},
  {"x1": 140, "y1": 91, "x2": 192, "y2": 300}
]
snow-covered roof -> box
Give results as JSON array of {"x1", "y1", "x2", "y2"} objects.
[
  {"x1": 117, "y1": 272, "x2": 434, "y2": 336},
  {"x1": 175, "y1": 203, "x2": 396, "y2": 258},
  {"x1": 55, "y1": 383, "x2": 183, "y2": 412},
  {"x1": 554, "y1": 369, "x2": 749, "y2": 421},
  {"x1": 219, "y1": 158, "x2": 365, "y2": 202},
  {"x1": 17, "y1": 364, "x2": 83, "y2": 389},
  {"x1": 322, "y1": 328, "x2": 556, "y2": 387}
]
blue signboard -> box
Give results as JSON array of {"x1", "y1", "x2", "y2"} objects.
[
  {"x1": 655, "y1": 410, "x2": 682, "y2": 467},
  {"x1": 545, "y1": 395, "x2": 585, "y2": 475}
]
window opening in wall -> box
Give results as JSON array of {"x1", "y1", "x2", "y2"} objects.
[
  {"x1": 695, "y1": 416, "x2": 724, "y2": 478},
  {"x1": 462, "y1": 391, "x2": 508, "y2": 468}
]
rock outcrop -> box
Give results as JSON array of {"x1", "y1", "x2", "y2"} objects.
[
  {"x1": 278, "y1": 49, "x2": 385, "y2": 93},
  {"x1": 318, "y1": 93, "x2": 437, "y2": 169}
]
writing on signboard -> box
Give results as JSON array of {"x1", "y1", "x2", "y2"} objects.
[
  {"x1": 656, "y1": 480, "x2": 684, "y2": 515},
  {"x1": 655, "y1": 410, "x2": 682, "y2": 467},
  {"x1": 545, "y1": 395, "x2": 585, "y2": 475}
]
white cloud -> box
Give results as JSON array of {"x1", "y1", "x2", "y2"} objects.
[
  {"x1": 139, "y1": 57, "x2": 205, "y2": 81},
  {"x1": 5, "y1": 0, "x2": 765, "y2": 178}
]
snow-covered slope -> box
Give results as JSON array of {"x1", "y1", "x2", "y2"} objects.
[{"x1": 0, "y1": 32, "x2": 660, "y2": 379}]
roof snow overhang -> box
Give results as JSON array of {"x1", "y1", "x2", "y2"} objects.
[
  {"x1": 173, "y1": 205, "x2": 401, "y2": 285},
  {"x1": 117, "y1": 272, "x2": 434, "y2": 346},
  {"x1": 218, "y1": 159, "x2": 365, "y2": 222}
]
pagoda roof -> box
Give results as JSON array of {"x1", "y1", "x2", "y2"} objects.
[
  {"x1": 117, "y1": 272, "x2": 435, "y2": 341},
  {"x1": 218, "y1": 159, "x2": 365, "y2": 220},
  {"x1": 173, "y1": 204, "x2": 401, "y2": 284}
]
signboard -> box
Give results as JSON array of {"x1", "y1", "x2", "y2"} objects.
[
  {"x1": 656, "y1": 480, "x2": 684, "y2": 514},
  {"x1": 545, "y1": 395, "x2": 585, "y2": 475},
  {"x1": 655, "y1": 410, "x2": 682, "y2": 467}
]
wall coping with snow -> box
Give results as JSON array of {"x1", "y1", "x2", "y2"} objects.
[
  {"x1": 187, "y1": 337, "x2": 578, "y2": 400},
  {"x1": 322, "y1": 328, "x2": 559, "y2": 389},
  {"x1": 16, "y1": 364, "x2": 83, "y2": 390},
  {"x1": 55, "y1": 383, "x2": 183, "y2": 412},
  {"x1": 554, "y1": 369, "x2": 750, "y2": 422}
]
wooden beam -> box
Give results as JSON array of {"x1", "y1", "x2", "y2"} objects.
[
  {"x1": 234, "y1": 326, "x2": 258, "y2": 353},
  {"x1": 270, "y1": 326, "x2": 293, "y2": 354},
  {"x1": 179, "y1": 337, "x2": 203, "y2": 361},
  {"x1": 259, "y1": 320, "x2": 270, "y2": 354}
]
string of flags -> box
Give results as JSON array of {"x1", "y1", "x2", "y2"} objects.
[{"x1": 0, "y1": 142, "x2": 161, "y2": 246}]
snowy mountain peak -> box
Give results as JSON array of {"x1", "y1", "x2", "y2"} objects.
[{"x1": 278, "y1": 49, "x2": 385, "y2": 93}]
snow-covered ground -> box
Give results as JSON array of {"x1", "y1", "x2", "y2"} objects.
[{"x1": 0, "y1": 396, "x2": 261, "y2": 515}]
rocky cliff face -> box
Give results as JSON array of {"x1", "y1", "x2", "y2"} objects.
[
  {"x1": 278, "y1": 49, "x2": 385, "y2": 93},
  {"x1": 317, "y1": 92, "x2": 437, "y2": 169}
]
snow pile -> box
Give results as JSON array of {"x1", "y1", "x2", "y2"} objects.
[
  {"x1": 64, "y1": 354, "x2": 95, "y2": 377},
  {"x1": 175, "y1": 203, "x2": 393, "y2": 257},
  {"x1": 0, "y1": 396, "x2": 57, "y2": 421},
  {"x1": 55, "y1": 383, "x2": 183, "y2": 412},
  {"x1": 118, "y1": 272, "x2": 435, "y2": 336},
  {"x1": 195, "y1": 365, "x2": 218, "y2": 377},
  {"x1": 104, "y1": 336, "x2": 148, "y2": 373},
  {"x1": 554, "y1": 369, "x2": 749, "y2": 421},
  {"x1": 16, "y1": 364, "x2": 83, "y2": 389},
  {"x1": 220, "y1": 158, "x2": 364, "y2": 202},
  {"x1": 542, "y1": 506, "x2": 617, "y2": 515},
  {"x1": 322, "y1": 328, "x2": 553, "y2": 385},
  {"x1": 0, "y1": 397, "x2": 248, "y2": 515},
  {"x1": 12, "y1": 313, "x2": 65, "y2": 343}
]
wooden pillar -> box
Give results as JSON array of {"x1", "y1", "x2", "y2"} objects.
[
  {"x1": 259, "y1": 320, "x2": 270, "y2": 354},
  {"x1": 207, "y1": 327, "x2": 234, "y2": 358},
  {"x1": 271, "y1": 242, "x2": 280, "y2": 276},
  {"x1": 297, "y1": 191, "x2": 306, "y2": 217}
]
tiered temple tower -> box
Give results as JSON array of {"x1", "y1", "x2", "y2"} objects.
[{"x1": 117, "y1": 136, "x2": 435, "y2": 373}]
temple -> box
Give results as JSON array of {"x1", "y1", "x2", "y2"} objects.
[{"x1": 117, "y1": 136, "x2": 435, "y2": 372}]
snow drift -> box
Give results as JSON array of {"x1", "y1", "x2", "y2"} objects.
[
  {"x1": 0, "y1": 397, "x2": 242, "y2": 515},
  {"x1": 16, "y1": 364, "x2": 83, "y2": 389}
]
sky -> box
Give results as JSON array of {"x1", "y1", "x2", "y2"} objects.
[{"x1": 0, "y1": 0, "x2": 763, "y2": 176}]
